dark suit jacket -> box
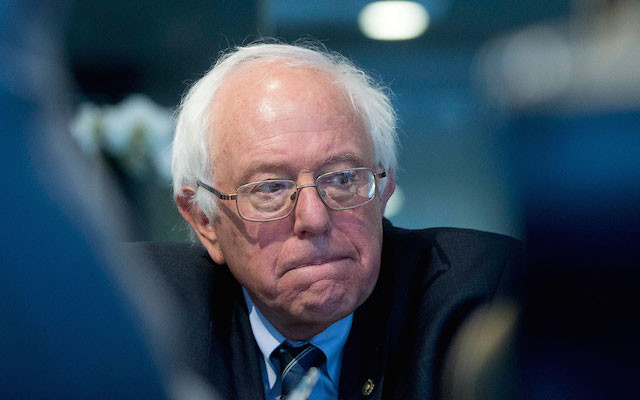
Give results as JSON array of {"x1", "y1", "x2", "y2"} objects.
[{"x1": 135, "y1": 222, "x2": 522, "y2": 399}]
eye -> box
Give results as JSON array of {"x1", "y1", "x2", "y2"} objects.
[
  {"x1": 252, "y1": 181, "x2": 288, "y2": 194},
  {"x1": 330, "y1": 170, "x2": 360, "y2": 186}
]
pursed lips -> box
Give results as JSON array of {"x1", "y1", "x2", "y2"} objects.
[{"x1": 280, "y1": 255, "x2": 352, "y2": 277}]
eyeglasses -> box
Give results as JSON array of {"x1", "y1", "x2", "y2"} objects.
[{"x1": 197, "y1": 167, "x2": 386, "y2": 222}]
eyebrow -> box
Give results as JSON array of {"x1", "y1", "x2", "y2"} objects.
[
  {"x1": 236, "y1": 162, "x2": 290, "y2": 185},
  {"x1": 237, "y1": 153, "x2": 366, "y2": 184},
  {"x1": 322, "y1": 153, "x2": 364, "y2": 166}
]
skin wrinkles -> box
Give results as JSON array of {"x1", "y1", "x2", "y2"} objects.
[
  {"x1": 227, "y1": 152, "x2": 364, "y2": 186},
  {"x1": 182, "y1": 60, "x2": 395, "y2": 340}
]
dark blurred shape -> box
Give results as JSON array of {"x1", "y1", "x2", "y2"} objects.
[
  {"x1": 442, "y1": 301, "x2": 519, "y2": 400},
  {"x1": 445, "y1": 1, "x2": 640, "y2": 399},
  {"x1": 65, "y1": 0, "x2": 259, "y2": 106},
  {"x1": 513, "y1": 106, "x2": 640, "y2": 400},
  {"x1": 1, "y1": 1, "x2": 211, "y2": 398},
  {"x1": 513, "y1": 3, "x2": 640, "y2": 397}
]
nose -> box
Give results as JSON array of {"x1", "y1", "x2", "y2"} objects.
[{"x1": 292, "y1": 184, "x2": 331, "y2": 237}]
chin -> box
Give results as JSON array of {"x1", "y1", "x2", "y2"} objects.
[{"x1": 292, "y1": 281, "x2": 357, "y2": 322}]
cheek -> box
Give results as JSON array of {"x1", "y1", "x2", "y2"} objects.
[
  {"x1": 333, "y1": 208, "x2": 384, "y2": 286},
  {"x1": 335, "y1": 206, "x2": 384, "y2": 258},
  {"x1": 219, "y1": 222, "x2": 288, "y2": 296}
]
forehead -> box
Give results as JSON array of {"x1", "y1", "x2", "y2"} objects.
[{"x1": 209, "y1": 60, "x2": 374, "y2": 183}]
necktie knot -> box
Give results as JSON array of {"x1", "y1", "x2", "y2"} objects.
[{"x1": 272, "y1": 342, "x2": 325, "y2": 398}]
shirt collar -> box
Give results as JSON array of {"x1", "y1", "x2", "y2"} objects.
[{"x1": 242, "y1": 288, "x2": 353, "y2": 388}]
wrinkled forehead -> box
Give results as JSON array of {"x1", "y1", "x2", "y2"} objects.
[{"x1": 208, "y1": 59, "x2": 368, "y2": 165}]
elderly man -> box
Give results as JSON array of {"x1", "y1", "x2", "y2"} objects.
[{"x1": 141, "y1": 43, "x2": 522, "y2": 400}]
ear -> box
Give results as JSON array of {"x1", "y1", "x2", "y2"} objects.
[
  {"x1": 378, "y1": 169, "x2": 396, "y2": 215},
  {"x1": 176, "y1": 186, "x2": 226, "y2": 265}
]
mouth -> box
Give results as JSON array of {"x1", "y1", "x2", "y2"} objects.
[{"x1": 281, "y1": 256, "x2": 352, "y2": 277}]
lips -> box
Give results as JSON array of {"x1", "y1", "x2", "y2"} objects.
[{"x1": 280, "y1": 255, "x2": 352, "y2": 277}]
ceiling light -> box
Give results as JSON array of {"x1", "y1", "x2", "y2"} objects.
[{"x1": 358, "y1": 1, "x2": 430, "y2": 41}]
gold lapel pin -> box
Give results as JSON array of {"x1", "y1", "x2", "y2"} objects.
[{"x1": 362, "y1": 379, "x2": 375, "y2": 396}]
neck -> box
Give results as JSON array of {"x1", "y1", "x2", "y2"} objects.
[
  {"x1": 260, "y1": 305, "x2": 333, "y2": 341},
  {"x1": 276, "y1": 322, "x2": 330, "y2": 342},
  {"x1": 245, "y1": 292, "x2": 334, "y2": 341}
]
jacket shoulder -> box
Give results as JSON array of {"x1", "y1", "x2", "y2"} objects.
[
  {"x1": 384, "y1": 224, "x2": 521, "y2": 257},
  {"x1": 379, "y1": 225, "x2": 524, "y2": 399},
  {"x1": 124, "y1": 242, "x2": 234, "y2": 379},
  {"x1": 382, "y1": 225, "x2": 522, "y2": 284}
]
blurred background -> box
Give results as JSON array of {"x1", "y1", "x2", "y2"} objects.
[{"x1": 61, "y1": 0, "x2": 583, "y2": 242}]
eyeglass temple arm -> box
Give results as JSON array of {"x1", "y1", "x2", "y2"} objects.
[
  {"x1": 375, "y1": 171, "x2": 387, "y2": 179},
  {"x1": 196, "y1": 180, "x2": 237, "y2": 200}
]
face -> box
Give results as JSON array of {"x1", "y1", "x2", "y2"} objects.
[{"x1": 192, "y1": 62, "x2": 393, "y2": 339}]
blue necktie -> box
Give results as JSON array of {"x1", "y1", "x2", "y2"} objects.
[{"x1": 273, "y1": 342, "x2": 326, "y2": 398}]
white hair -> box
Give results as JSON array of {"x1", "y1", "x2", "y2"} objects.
[{"x1": 172, "y1": 41, "x2": 398, "y2": 219}]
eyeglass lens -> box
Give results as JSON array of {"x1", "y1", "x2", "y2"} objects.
[{"x1": 235, "y1": 168, "x2": 377, "y2": 221}]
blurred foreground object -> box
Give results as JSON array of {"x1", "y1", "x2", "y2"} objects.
[
  {"x1": 285, "y1": 367, "x2": 320, "y2": 400},
  {"x1": 445, "y1": 1, "x2": 640, "y2": 399},
  {"x1": 443, "y1": 301, "x2": 519, "y2": 400},
  {"x1": 1, "y1": 2, "x2": 215, "y2": 398}
]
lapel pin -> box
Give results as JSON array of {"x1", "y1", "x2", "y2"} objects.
[{"x1": 361, "y1": 379, "x2": 375, "y2": 396}]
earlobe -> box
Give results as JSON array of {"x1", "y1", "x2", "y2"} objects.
[
  {"x1": 176, "y1": 187, "x2": 226, "y2": 265},
  {"x1": 198, "y1": 221, "x2": 227, "y2": 265}
]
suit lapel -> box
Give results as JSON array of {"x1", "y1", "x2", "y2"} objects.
[
  {"x1": 339, "y1": 221, "x2": 425, "y2": 400},
  {"x1": 338, "y1": 273, "x2": 392, "y2": 400},
  {"x1": 229, "y1": 286, "x2": 266, "y2": 400},
  {"x1": 206, "y1": 266, "x2": 264, "y2": 400}
]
